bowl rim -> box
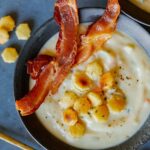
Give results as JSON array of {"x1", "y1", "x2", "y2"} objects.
[
  {"x1": 13, "y1": 18, "x2": 55, "y2": 150},
  {"x1": 119, "y1": 0, "x2": 150, "y2": 27},
  {"x1": 14, "y1": 7, "x2": 150, "y2": 150}
]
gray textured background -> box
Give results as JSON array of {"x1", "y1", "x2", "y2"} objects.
[{"x1": 0, "y1": 0, "x2": 149, "y2": 150}]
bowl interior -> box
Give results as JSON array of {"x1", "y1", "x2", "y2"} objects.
[{"x1": 14, "y1": 8, "x2": 150, "y2": 150}]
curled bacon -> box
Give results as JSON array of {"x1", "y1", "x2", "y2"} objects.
[
  {"x1": 16, "y1": 0, "x2": 79, "y2": 116},
  {"x1": 54, "y1": 0, "x2": 79, "y2": 65},
  {"x1": 27, "y1": 55, "x2": 53, "y2": 79},
  {"x1": 75, "y1": 0, "x2": 120, "y2": 64},
  {"x1": 16, "y1": 61, "x2": 58, "y2": 116}
]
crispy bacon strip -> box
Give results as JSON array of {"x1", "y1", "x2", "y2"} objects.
[
  {"x1": 16, "y1": 0, "x2": 79, "y2": 116},
  {"x1": 16, "y1": 61, "x2": 59, "y2": 116},
  {"x1": 27, "y1": 55, "x2": 53, "y2": 79},
  {"x1": 75, "y1": 0, "x2": 120, "y2": 64},
  {"x1": 54, "y1": 0, "x2": 79, "y2": 65}
]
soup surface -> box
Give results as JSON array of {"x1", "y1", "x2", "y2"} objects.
[
  {"x1": 130, "y1": 0, "x2": 150, "y2": 13},
  {"x1": 30, "y1": 24, "x2": 150, "y2": 149}
]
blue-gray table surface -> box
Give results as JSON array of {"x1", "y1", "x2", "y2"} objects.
[{"x1": 0, "y1": 0, "x2": 149, "y2": 150}]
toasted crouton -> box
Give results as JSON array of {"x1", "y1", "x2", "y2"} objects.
[
  {"x1": 0, "y1": 28, "x2": 9, "y2": 44},
  {"x1": 1, "y1": 47, "x2": 18, "y2": 63},
  {"x1": 0, "y1": 16, "x2": 15, "y2": 31},
  {"x1": 16, "y1": 23, "x2": 31, "y2": 40}
]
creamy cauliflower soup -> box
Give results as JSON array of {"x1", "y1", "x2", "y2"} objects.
[{"x1": 29, "y1": 24, "x2": 150, "y2": 149}]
